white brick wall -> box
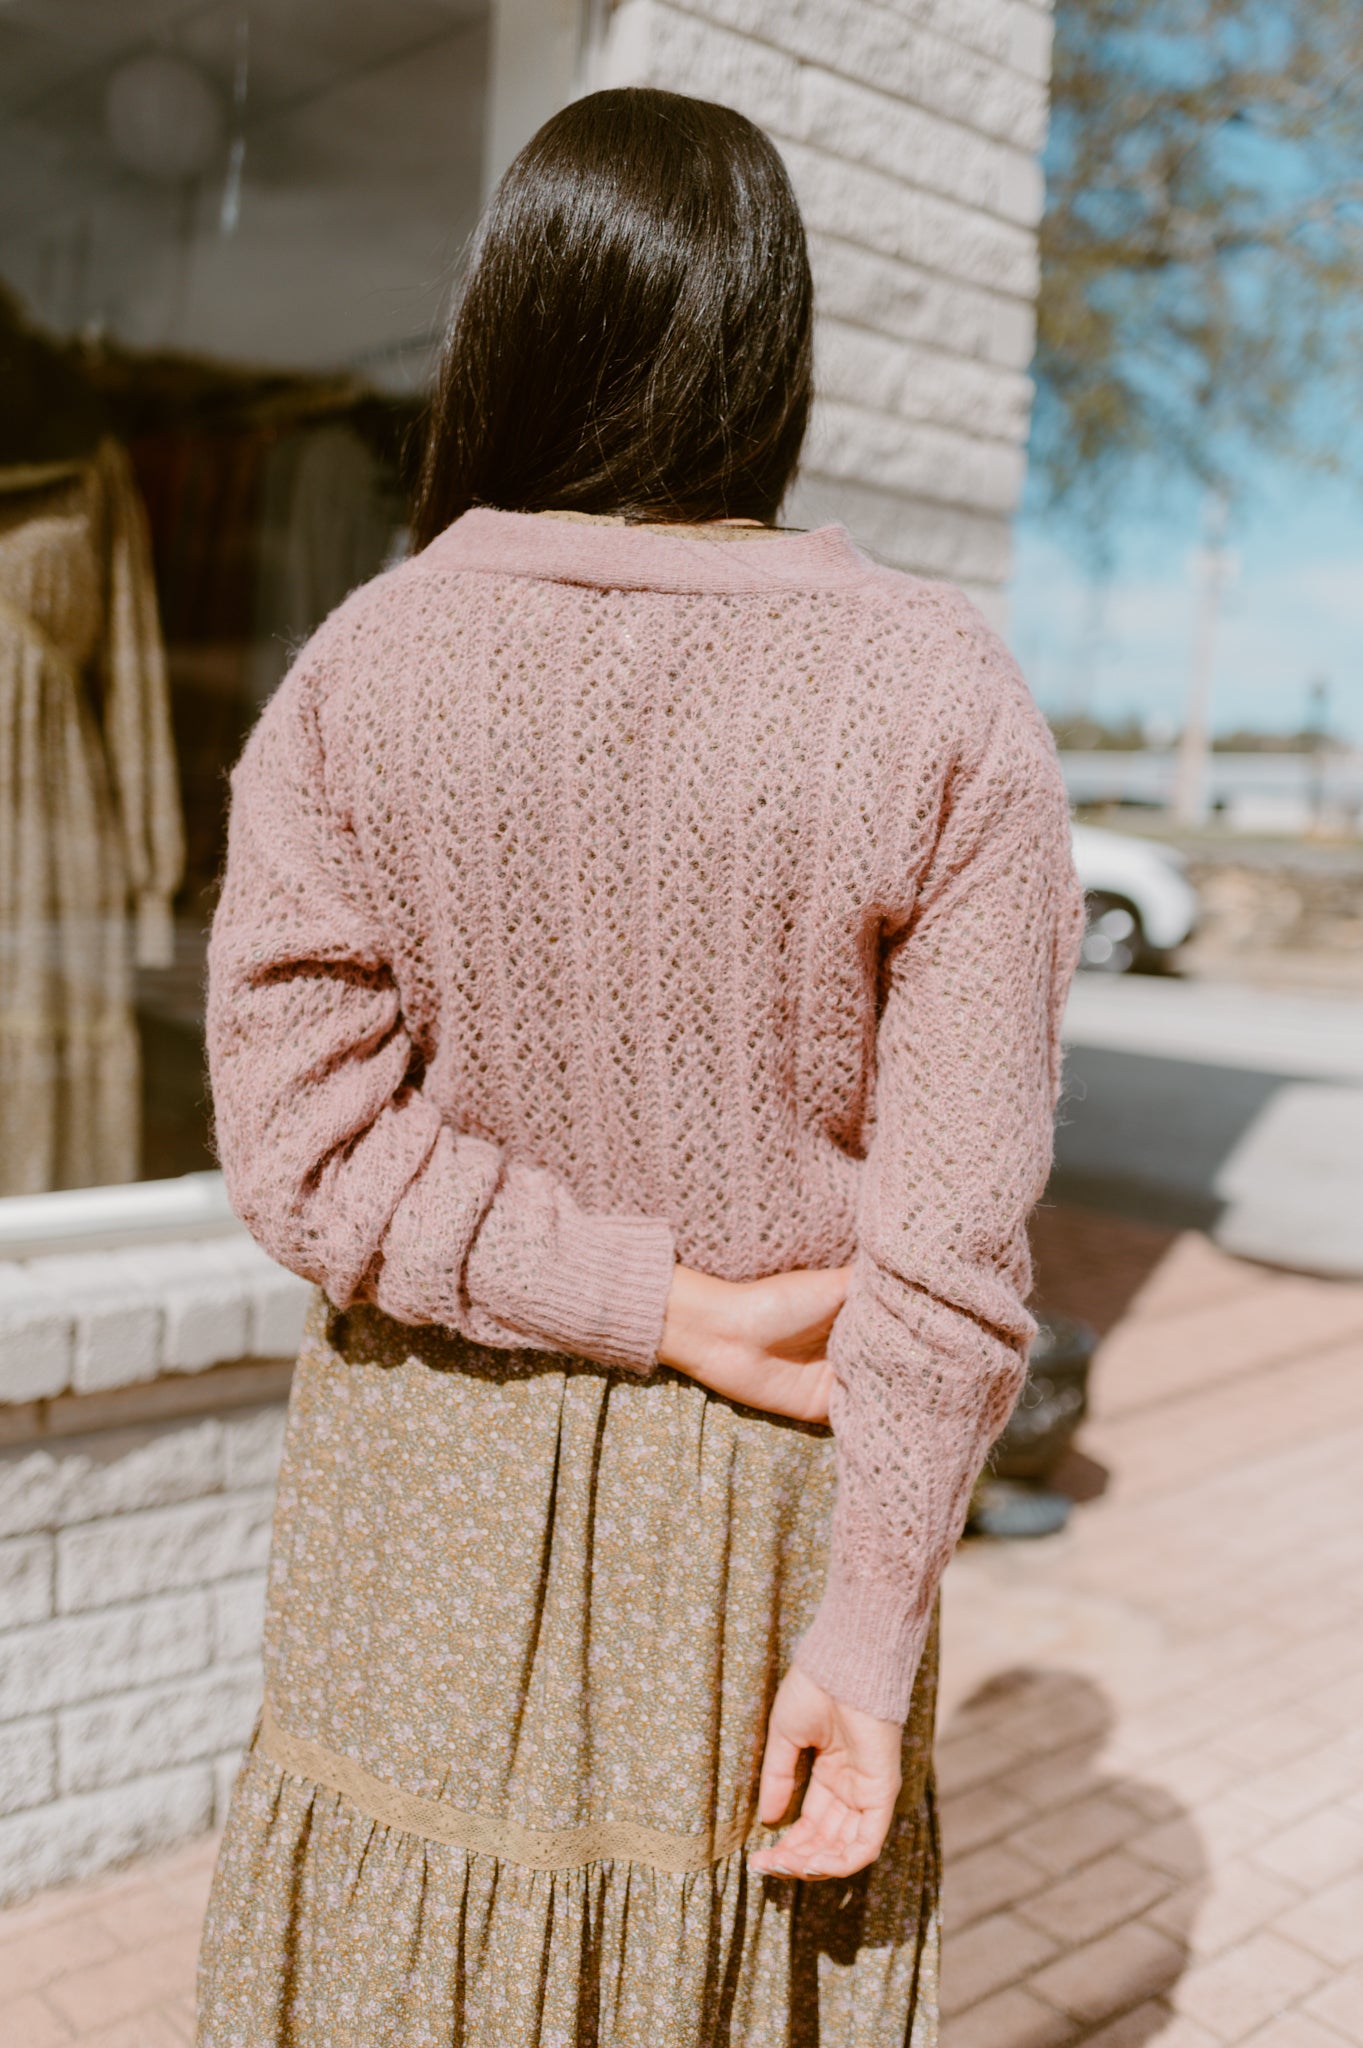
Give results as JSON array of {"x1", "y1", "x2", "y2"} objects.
[
  {"x1": 0, "y1": 1226, "x2": 310, "y2": 1406},
  {"x1": 594, "y1": 0, "x2": 1053, "y2": 612},
  {"x1": 0, "y1": 1406, "x2": 284, "y2": 1902}
]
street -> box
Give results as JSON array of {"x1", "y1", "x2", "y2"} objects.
[{"x1": 1058, "y1": 976, "x2": 1363, "y2": 1278}]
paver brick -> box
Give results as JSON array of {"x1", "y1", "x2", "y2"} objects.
[
  {"x1": 1079, "y1": 2007, "x2": 1221, "y2": 2048},
  {"x1": 1144, "y1": 1859, "x2": 1303, "y2": 1960},
  {"x1": 1027, "y1": 1920, "x2": 1186, "y2": 2024},
  {"x1": 1237, "y1": 1740, "x2": 1363, "y2": 1826},
  {"x1": 0, "y1": 1992, "x2": 73, "y2": 2045},
  {"x1": 939, "y1": 1778, "x2": 1034, "y2": 1857},
  {"x1": 935, "y1": 1726, "x2": 1028, "y2": 1799},
  {"x1": 939, "y1": 1982, "x2": 1077, "y2": 2048},
  {"x1": 1252, "y1": 1809, "x2": 1363, "y2": 1890},
  {"x1": 46, "y1": 1929, "x2": 203, "y2": 2034},
  {"x1": 938, "y1": 1907, "x2": 1059, "y2": 2016},
  {"x1": 1172, "y1": 1928, "x2": 1332, "y2": 2039},
  {"x1": 1273, "y1": 1871, "x2": 1363, "y2": 1967},
  {"x1": 942, "y1": 1839, "x2": 1045, "y2": 1932},
  {"x1": 82, "y1": 2012, "x2": 190, "y2": 2047},
  {"x1": 1008, "y1": 1790, "x2": 1151, "y2": 1875},
  {"x1": 1303, "y1": 1960, "x2": 1363, "y2": 2042},
  {"x1": 1015, "y1": 1849, "x2": 1172, "y2": 1945},
  {"x1": 1241, "y1": 2017, "x2": 1362, "y2": 2048},
  {"x1": 0, "y1": 1907, "x2": 119, "y2": 2002}
]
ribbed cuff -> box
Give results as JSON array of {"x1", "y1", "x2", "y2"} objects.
[
  {"x1": 792, "y1": 1562, "x2": 935, "y2": 1724},
  {"x1": 531, "y1": 1211, "x2": 677, "y2": 1375}
]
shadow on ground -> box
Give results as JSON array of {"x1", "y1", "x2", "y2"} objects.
[{"x1": 938, "y1": 1669, "x2": 1209, "y2": 2040}]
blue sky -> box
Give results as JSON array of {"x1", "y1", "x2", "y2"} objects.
[{"x1": 1008, "y1": 465, "x2": 1363, "y2": 744}]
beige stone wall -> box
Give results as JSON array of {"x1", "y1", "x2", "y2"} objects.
[{"x1": 593, "y1": 0, "x2": 1054, "y2": 617}]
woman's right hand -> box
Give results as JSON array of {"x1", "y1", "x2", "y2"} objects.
[{"x1": 655, "y1": 1261, "x2": 851, "y2": 1422}]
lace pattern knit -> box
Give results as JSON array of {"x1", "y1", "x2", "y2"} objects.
[{"x1": 206, "y1": 508, "x2": 1083, "y2": 1721}]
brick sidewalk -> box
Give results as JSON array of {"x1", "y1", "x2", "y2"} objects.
[{"x1": 3, "y1": 1217, "x2": 1363, "y2": 2045}]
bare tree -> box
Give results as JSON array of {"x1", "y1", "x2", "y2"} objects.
[{"x1": 1032, "y1": 0, "x2": 1363, "y2": 518}]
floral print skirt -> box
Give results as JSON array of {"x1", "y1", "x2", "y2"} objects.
[{"x1": 196, "y1": 1291, "x2": 940, "y2": 2046}]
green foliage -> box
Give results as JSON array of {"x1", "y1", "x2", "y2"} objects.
[{"x1": 1032, "y1": 0, "x2": 1363, "y2": 518}]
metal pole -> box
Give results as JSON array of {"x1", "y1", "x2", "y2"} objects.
[{"x1": 1171, "y1": 488, "x2": 1229, "y2": 826}]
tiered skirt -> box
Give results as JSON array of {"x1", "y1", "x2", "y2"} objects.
[{"x1": 196, "y1": 1292, "x2": 940, "y2": 2046}]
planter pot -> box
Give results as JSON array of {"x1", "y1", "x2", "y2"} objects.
[{"x1": 989, "y1": 1312, "x2": 1097, "y2": 1482}]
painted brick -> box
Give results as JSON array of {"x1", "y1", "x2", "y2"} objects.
[
  {"x1": 676, "y1": 0, "x2": 1049, "y2": 149},
  {"x1": 0, "y1": 1593, "x2": 211, "y2": 1721},
  {"x1": 809, "y1": 233, "x2": 1018, "y2": 365},
  {"x1": 782, "y1": 138, "x2": 1038, "y2": 299},
  {"x1": 0, "y1": 1764, "x2": 213, "y2": 1906},
  {"x1": 207, "y1": 1237, "x2": 311, "y2": 1360},
  {"x1": 992, "y1": 294, "x2": 1038, "y2": 370},
  {"x1": 877, "y1": 0, "x2": 1019, "y2": 67},
  {"x1": 116, "y1": 1244, "x2": 250, "y2": 1374},
  {"x1": 56, "y1": 1490, "x2": 275, "y2": 1614},
  {"x1": 19, "y1": 1253, "x2": 161, "y2": 1396},
  {"x1": 808, "y1": 398, "x2": 1027, "y2": 512},
  {"x1": 1008, "y1": 2, "x2": 1055, "y2": 85},
  {"x1": 0, "y1": 1716, "x2": 56, "y2": 1820},
  {"x1": 58, "y1": 1662, "x2": 262, "y2": 1796},
  {"x1": 650, "y1": 5, "x2": 1042, "y2": 227},
  {"x1": 0, "y1": 1535, "x2": 53, "y2": 1629},
  {"x1": 798, "y1": 62, "x2": 1044, "y2": 227},
  {"x1": 650, "y1": 4, "x2": 800, "y2": 134},
  {"x1": 221, "y1": 1406, "x2": 287, "y2": 1492},
  {"x1": 817, "y1": 318, "x2": 1033, "y2": 441},
  {"x1": 210, "y1": 1572, "x2": 268, "y2": 1665},
  {"x1": 0, "y1": 1269, "x2": 72, "y2": 1404},
  {"x1": 789, "y1": 473, "x2": 1013, "y2": 584},
  {"x1": 0, "y1": 1418, "x2": 224, "y2": 1540}
]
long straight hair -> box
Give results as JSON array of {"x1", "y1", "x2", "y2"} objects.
[{"x1": 411, "y1": 89, "x2": 814, "y2": 548}]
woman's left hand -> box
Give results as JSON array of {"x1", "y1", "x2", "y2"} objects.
[{"x1": 750, "y1": 1662, "x2": 903, "y2": 1880}]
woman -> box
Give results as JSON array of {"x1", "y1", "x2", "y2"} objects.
[{"x1": 197, "y1": 87, "x2": 1082, "y2": 2046}]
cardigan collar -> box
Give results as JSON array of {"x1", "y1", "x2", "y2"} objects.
[{"x1": 417, "y1": 505, "x2": 878, "y2": 596}]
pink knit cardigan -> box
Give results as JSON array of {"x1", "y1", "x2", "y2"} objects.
[{"x1": 206, "y1": 508, "x2": 1084, "y2": 1722}]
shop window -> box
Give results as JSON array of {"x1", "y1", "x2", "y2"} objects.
[{"x1": 0, "y1": 1, "x2": 489, "y2": 1198}]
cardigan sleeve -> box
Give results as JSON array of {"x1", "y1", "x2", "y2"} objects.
[
  {"x1": 205, "y1": 653, "x2": 677, "y2": 1374},
  {"x1": 792, "y1": 628, "x2": 1085, "y2": 1722}
]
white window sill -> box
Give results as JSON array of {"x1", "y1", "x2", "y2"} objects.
[
  {"x1": 0, "y1": 1175, "x2": 310, "y2": 1405},
  {"x1": 0, "y1": 1172, "x2": 239, "y2": 1260}
]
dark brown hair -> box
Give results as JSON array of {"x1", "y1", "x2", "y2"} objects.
[{"x1": 411, "y1": 88, "x2": 813, "y2": 548}]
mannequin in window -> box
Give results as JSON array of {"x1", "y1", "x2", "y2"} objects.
[{"x1": 0, "y1": 289, "x2": 184, "y2": 1193}]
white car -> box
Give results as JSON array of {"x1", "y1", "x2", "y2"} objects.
[{"x1": 1070, "y1": 822, "x2": 1199, "y2": 973}]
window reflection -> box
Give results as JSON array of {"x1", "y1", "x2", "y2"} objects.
[{"x1": 0, "y1": 0, "x2": 489, "y2": 1192}]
